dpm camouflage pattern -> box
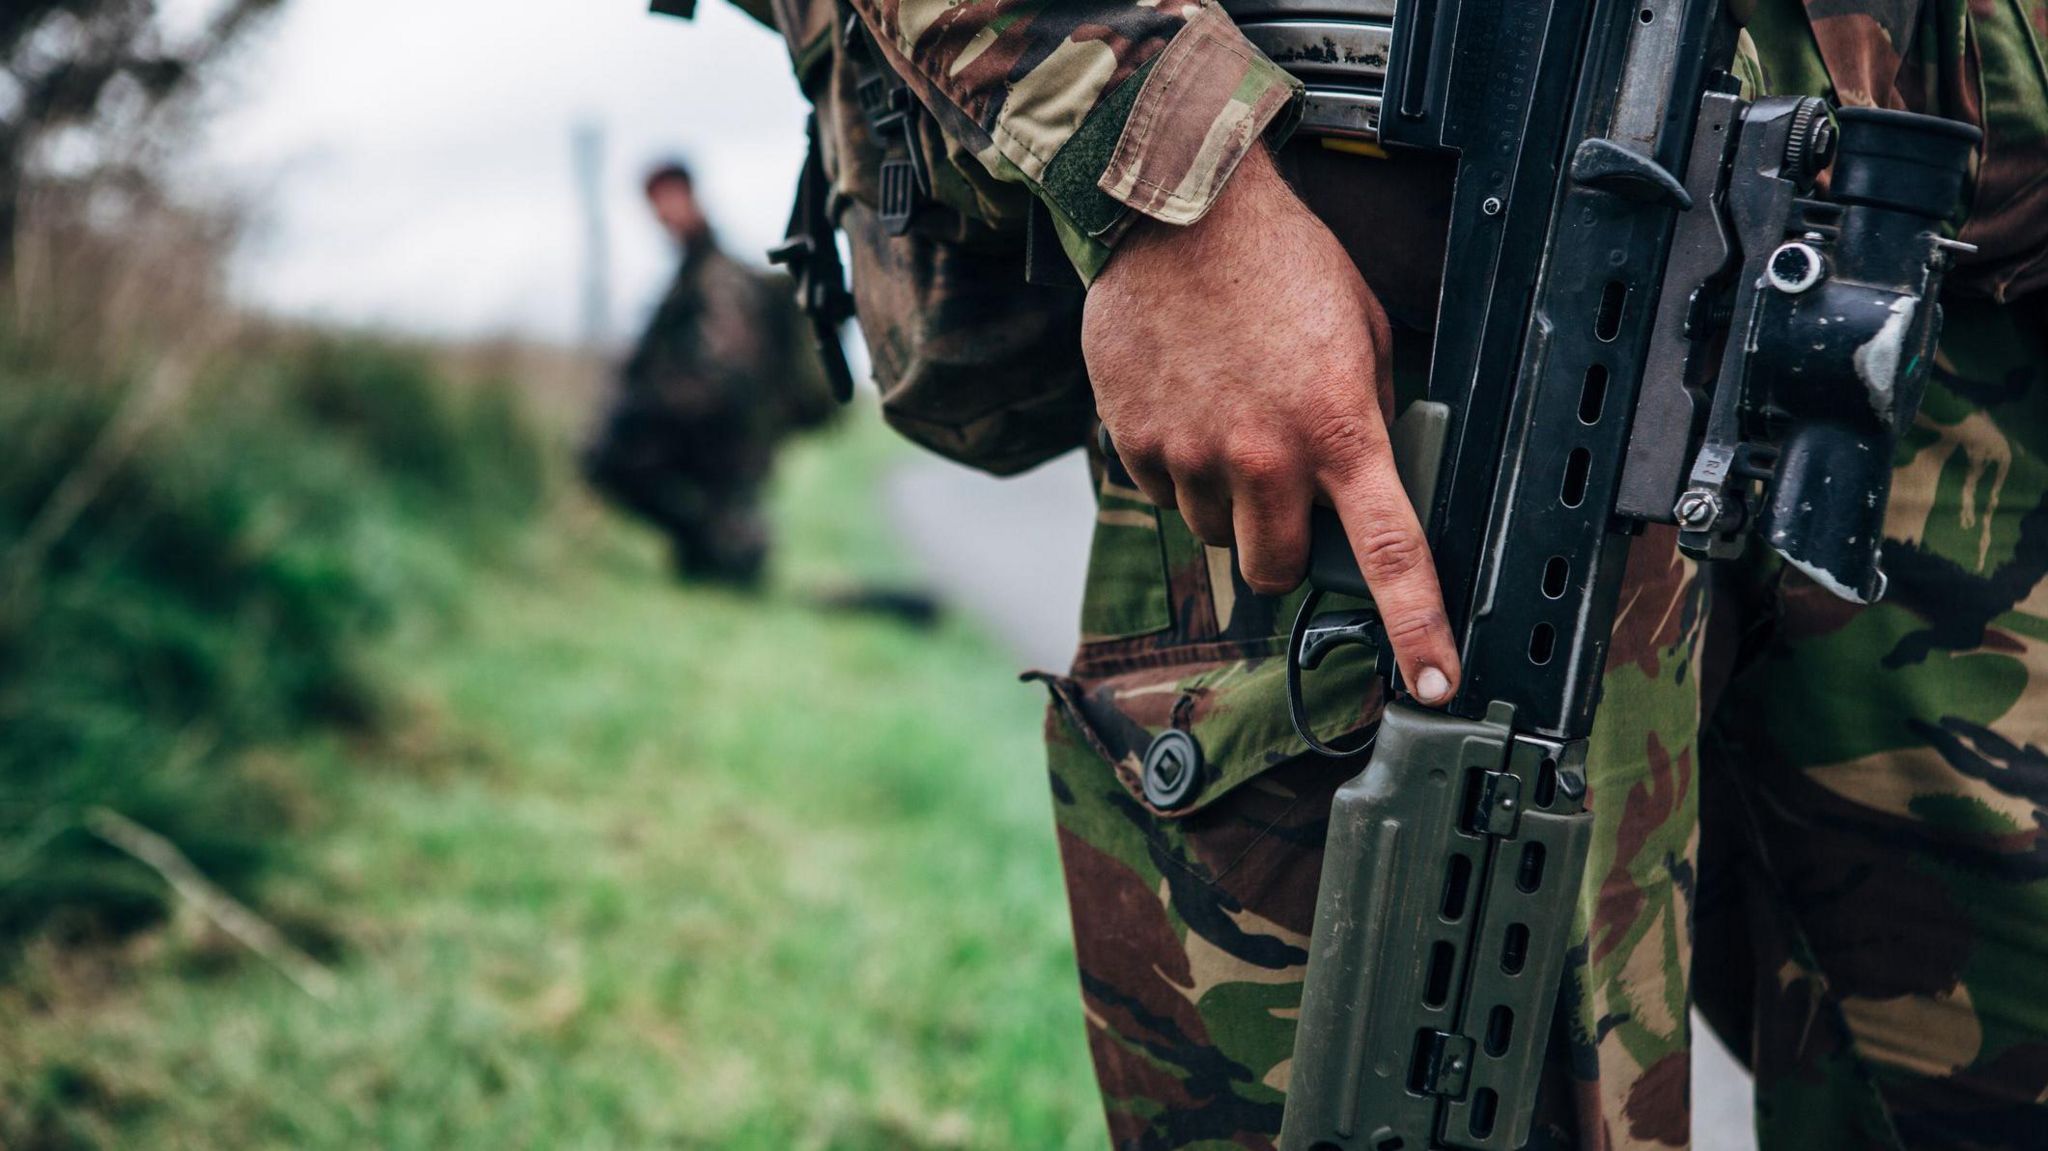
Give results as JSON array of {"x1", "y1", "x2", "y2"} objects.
[
  {"x1": 1690, "y1": 293, "x2": 2048, "y2": 1151},
  {"x1": 841, "y1": 0, "x2": 1302, "y2": 278},
  {"x1": 836, "y1": 202, "x2": 1096, "y2": 476},
  {"x1": 745, "y1": 0, "x2": 1302, "y2": 278},
  {"x1": 1037, "y1": 7, "x2": 2048, "y2": 1151},
  {"x1": 693, "y1": 0, "x2": 2048, "y2": 1139},
  {"x1": 731, "y1": 0, "x2": 1109, "y2": 474}
]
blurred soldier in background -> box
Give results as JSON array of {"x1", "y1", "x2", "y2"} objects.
[{"x1": 583, "y1": 159, "x2": 835, "y2": 586}]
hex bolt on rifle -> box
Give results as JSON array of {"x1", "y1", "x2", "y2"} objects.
[{"x1": 1216, "y1": 1, "x2": 1983, "y2": 1148}]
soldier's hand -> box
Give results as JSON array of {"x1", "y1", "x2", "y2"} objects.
[{"x1": 1082, "y1": 144, "x2": 1460, "y2": 706}]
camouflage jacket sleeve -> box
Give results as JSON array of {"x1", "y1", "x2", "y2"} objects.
[{"x1": 849, "y1": 0, "x2": 1303, "y2": 281}]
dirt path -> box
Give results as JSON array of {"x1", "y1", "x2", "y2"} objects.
[{"x1": 885, "y1": 454, "x2": 1095, "y2": 672}]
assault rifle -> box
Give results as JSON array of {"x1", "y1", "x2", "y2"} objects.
[{"x1": 1217, "y1": 1, "x2": 1981, "y2": 1148}]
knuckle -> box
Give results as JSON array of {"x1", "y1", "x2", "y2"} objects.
[
  {"x1": 1225, "y1": 438, "x2": 1292, "y2": 489},
  {"x1": 1304, "y1": 411, "x2": 1386, "y2": 472},
  {"x1": 1237, "y1": 531, "x2": 1307, "y2": 596},
  {"x1": 1115, "y1": 430, "x2": 1165, "y2": 470},
  {"x1": 1161, "y1": 439, "x2": 1219, "y2": 482},
  {"x1": 1381, "y1": 604, "x2": 1451, "y2": 650},
  {"x1": 1246, "y1": 576, "x2": 1298, "y2": 597},
  {"x1": 1357, "y1": 526, "x2": 1431, "y2": 583},
  {"x1": 1133, "y1": 481, "x2": 1176, "y2": 512}
]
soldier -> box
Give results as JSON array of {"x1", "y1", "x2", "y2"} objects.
[
  {"x1": 583, "y1": 159, "x2": 834, "y2": 586},
  {"x1": 687, "y1": 0, "x2": 2048, "y2": 1145}
]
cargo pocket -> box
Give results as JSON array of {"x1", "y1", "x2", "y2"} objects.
[
  {"x1": 1034, "y1": 644, "x2": 1382, "y2": 921},
  {"x1": 1038, "y1": 660, "x2": 1367, "y2": 1112}
]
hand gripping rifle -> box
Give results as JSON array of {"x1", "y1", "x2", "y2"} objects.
[{"x1": 1216, "y1": 1, "x2": 1981, "y2": 1148}]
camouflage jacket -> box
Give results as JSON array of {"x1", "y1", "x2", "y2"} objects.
[
  {"x1": 682, "y1": 0, "x2": 1302, "y2": 281},
  {"x1": 1061, "y1": 0, "x2": 2047, "y2": 820},
  {"x1": 833, "y1": 0, "x2": 1303, "y2": 281}
]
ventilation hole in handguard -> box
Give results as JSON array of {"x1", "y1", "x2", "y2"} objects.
[
  {"x1": 1518, "y1": 842, "x2": 1548, "y2": 893},
  {"x1": 1502, "y1": 923, "x2": 1530, "y2": 975},
  {"x1": 1423, "y1": 940, "x2": 1457, "y2": 1008},
  {"x1": 1441, "y1": 854, "x2": 1474, "y2": 921},
  {"x1": 1561, "y1": 448, "x2": 1592, "y2": 507},
  {"x1": 1485, "y1": 1005, "x2": 1516, "y2": 1056},
  {"x1": 1470, "y1": 1088, "x2": 1500, "y2": 1138},
  {"x1": 1579, "y1": 363, "x2": 1610, "y2": 424},
  {"x1": 1596, "y1": 280, "x2": 1629, "y2": 341},
  {"x1": 1407, "y1": 1028, "x2": 1438, "y2": 1094}
]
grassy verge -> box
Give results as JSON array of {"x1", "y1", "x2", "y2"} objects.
[
  {"x1": 0, "y1": 331, "x2": 548, "y2": 946},
  {"x1": 0, "y1": 403, "x2": 1101, "y2": 1150}
]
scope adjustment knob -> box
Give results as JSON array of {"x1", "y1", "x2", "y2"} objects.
[
  {"x1": 1766, "y1": 241, "x2": 1828, "y2": 294},
  {"x1": 1783, "y1": 98, "x2": 1837, "y2": 188}
]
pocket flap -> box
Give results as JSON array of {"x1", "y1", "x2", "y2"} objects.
[{"x1": 1034, "y1": 641, "x2": 1383, "y2": 818}]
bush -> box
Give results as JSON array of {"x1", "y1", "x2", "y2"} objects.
[{"x1": 0, "y1": 328, "x2": 550, "y2": 948}]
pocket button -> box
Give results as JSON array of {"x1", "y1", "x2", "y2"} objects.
[{"x1": 1141, "y1": 730, "x2": 1205, "y2": 811}]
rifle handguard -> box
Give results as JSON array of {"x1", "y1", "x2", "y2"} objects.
[{"x1": 1280, "y1": 703, "x2": 1593, "y2": 1151}]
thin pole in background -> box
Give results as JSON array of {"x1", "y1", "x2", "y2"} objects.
[{"x1": 571, "y1": 119, "x2": 612, "y2": 349}]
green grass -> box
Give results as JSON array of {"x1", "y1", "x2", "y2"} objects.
[
  {"x1": 0, "y1": 408, "x2": 1102, "y2": 1150},
  {"x1": 0, "y1": 332, "x2": 550, "y2": 945}
]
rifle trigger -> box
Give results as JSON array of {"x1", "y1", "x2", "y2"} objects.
[
  {"x1": 1297, "y1": 609, "x2": 1384, "y2": 672},
  {"x1": 1286, "y1": 590, "x2": 1385, "y2": 759}
]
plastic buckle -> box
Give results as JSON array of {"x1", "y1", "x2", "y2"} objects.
[
  {"x1": 878, "y1": 159, "x2": 917, "y2": 235},
  {"x1": 887, "y1": 88, "x2": 932, "y2": 196},
  {"x1": 856, "y1": 73, "x2": 892, "y2": 132},
  {"x1": 767, "y1": 234, "x2": 813, "y2": 275}
]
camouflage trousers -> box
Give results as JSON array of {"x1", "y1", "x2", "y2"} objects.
[{"x1": 1041, "y1": 292, "x2": 2048, "y2": 1150}]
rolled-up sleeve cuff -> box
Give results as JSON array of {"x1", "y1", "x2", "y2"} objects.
[
  {"x1": 1035, "y1": 3, "x2": 1301, "y2": 282},
  {"x1": 1099, "y1": 4, "x2": 1302, "y2": 223}
]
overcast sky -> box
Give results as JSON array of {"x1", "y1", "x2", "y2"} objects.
[{"x1": 196, "y1": 0, "x2": 809, "y2": 345}]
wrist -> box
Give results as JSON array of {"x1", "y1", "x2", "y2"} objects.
[{"x1": 1097, "y1": 144, "x2": 1292, "y2": 285}]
